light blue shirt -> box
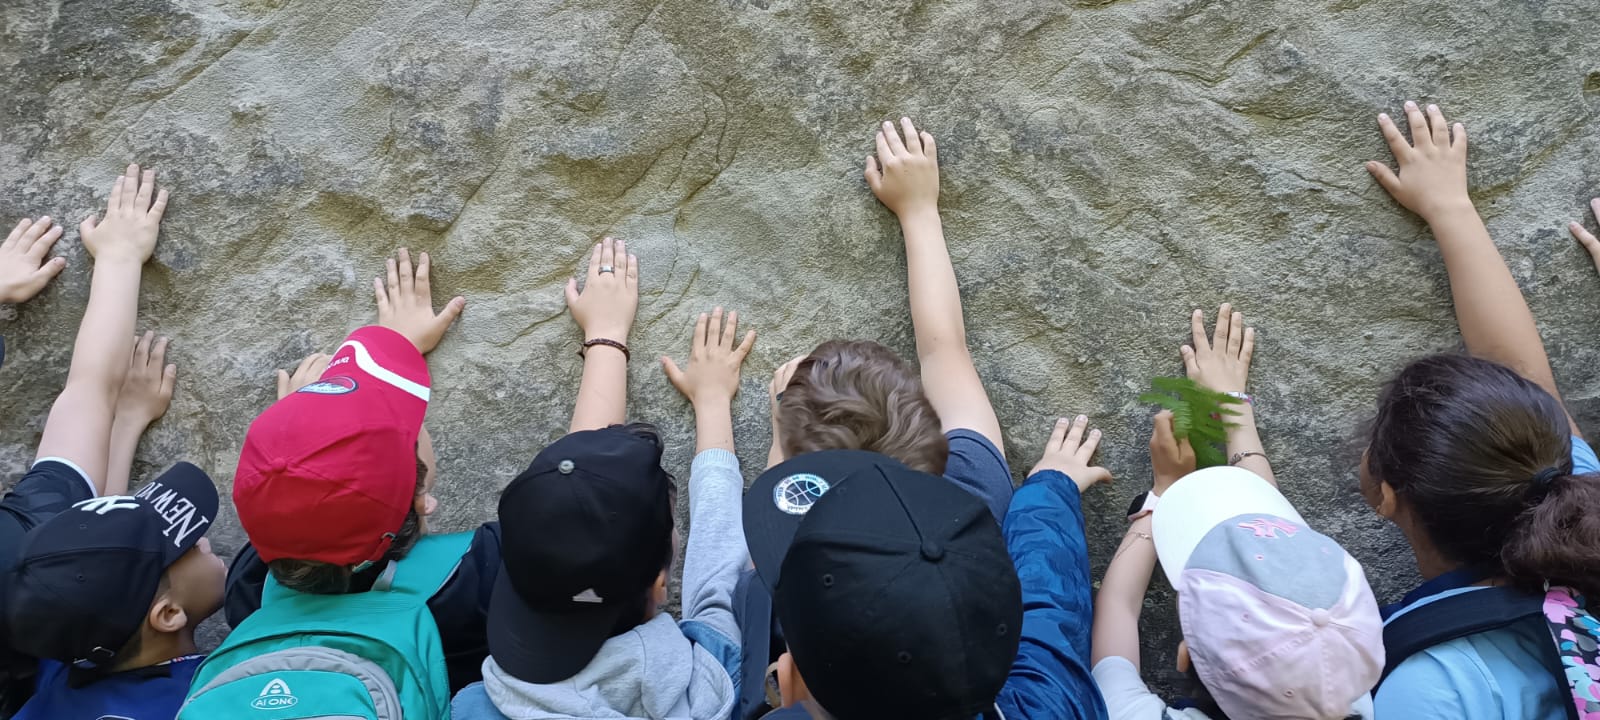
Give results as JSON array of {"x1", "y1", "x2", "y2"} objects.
[{"x1": 1374, "y1": 435, "x2": 1597, "y2": 720}]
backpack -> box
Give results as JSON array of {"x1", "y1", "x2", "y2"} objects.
[
  {"x1": 1380, "y1": 584, "x2": 1600, "y2": 720},
  {"x1": 178, "y1": 532, "x2": 474, "y2": 720}
]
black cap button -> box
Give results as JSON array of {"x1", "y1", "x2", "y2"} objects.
[
  {"x1": 920, "y1": 541, "x2": 944, "y2": 561},
  {"x1": 558, "y1": 459, "x2": 575, "y2": 474}
]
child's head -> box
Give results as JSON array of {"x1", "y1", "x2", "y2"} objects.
[
  {"x1": 234, "y1": 327, "x2": 435, "y2": 591},
  {"x1": 744, "y1": 450, "x2": 1021, "y2": 719},
  {"x1": 1363, "y1": 354, "x2": 1600, "y2": 595},
  {"x1": 1152, "y1": 467, "x2": 1383, "y2": 720},
  {"x1": 5, "y1": 463, "x2": 225, "y2": 673},
  {"x1": 777, "y1": 340, "x2": 948, "y2": 474},
  {"x1": 485, "y1": 424, "x2": 676, "y2": 684}
]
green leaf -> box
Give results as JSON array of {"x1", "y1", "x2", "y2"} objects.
[{"x1": 1139, "y1": 376, "x2": 1243, "y2": 469}]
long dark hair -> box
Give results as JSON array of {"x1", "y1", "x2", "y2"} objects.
[{"x1": 1367, "y1": 354, "x2": 1600, "y2": 597}]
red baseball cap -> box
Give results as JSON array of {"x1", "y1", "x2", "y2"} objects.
[{"x1": 234, "y1": 325, "x2": 430, "y2": 566}]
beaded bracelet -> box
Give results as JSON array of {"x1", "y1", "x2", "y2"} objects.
[{"x1": 579, "y1": 338, "x2": 630, "y2": 361}]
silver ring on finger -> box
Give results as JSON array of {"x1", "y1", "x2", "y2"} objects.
[{"x1": 599, "y1": 265, "x2": 615, "y2": 274}]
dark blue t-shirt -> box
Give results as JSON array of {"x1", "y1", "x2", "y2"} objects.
[
  {"x1": 16, "y1": 654, "x2": 203, "y2": 720},
  {"x1": 942, "y1": 429, "x2": 1014, "y2": 523}
]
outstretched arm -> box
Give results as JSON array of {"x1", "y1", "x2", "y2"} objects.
[
  {"x1": 1091, "y1": 411, "x2": 1193, "y2": 668},
  {"x1": 36, "y1": 165, "x2": 167, "y2": 493},
  {"x1": 565, "y1": 237, "x2": 638, "y2": 433},
  {"x1": 105, "y1": 332, "x2": 177, "y2": 496},
  {"x1": 1368, "y1": 102, "x2": 1578, "y2": 436},
  {"x1": 866, "y1": 118, "x2": 1004, "y2": 452}
]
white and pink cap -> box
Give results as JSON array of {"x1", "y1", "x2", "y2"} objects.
[{"x1": 1152, "y1": 466, "x2": 1384, "y2": 720}]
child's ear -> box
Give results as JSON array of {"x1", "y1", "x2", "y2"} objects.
[
  {"x1": 775, "y1": 652, "x2": 812, "y2": 708},
  {"x1": 1376, "y1": 481, "x2": 1401, "y2": 520},
  {"x1": 147, "y1": 593, "x2": 189, "y2": 634},
  {"x1": 416, "y1": 493, "x2": 437, "y2": 517},
  {"x1": 1175, "y1": 640, "x2": 1191, "y2": 674},
  {"x1": 652, "y1": 570, "x2": 669, "y2": 611}
]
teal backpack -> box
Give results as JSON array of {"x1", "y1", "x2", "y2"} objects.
[{"x1": 178, "y1": 532, "x2": 474, "y2": 720}]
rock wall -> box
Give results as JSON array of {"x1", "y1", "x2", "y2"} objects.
[{"x1": 3, "y1": 0, "x2": 1599, "y2": 694}]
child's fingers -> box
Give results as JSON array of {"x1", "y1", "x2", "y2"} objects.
[
  {"x1": 1151, "y1": 410, "x2": 1176, "y2": 453},
  {"x1": 1046, "y1": 417, "x2": 1070, "y2": 451},
  {"x1": 1177, "y1": 436, "x2": 1196, "y2": 466},
  {"x1": 1377, "y1": 113, "x2": 1410, "y2": 158},
  {"x1": 1402, "y1": 101, "x2": 1429, "y2": 149},
  {"x1": 276, "y1": 369, "x2": 290, "y2": 398},
  {"x1": 26, "y1": 257, "x2": 66, "y2": 288},
  {"x1": 564, "y1": 277, "x2": 580, "y2": 308},
  {"x1": 1077, "y1": 428, "x2": 1102, "y2": 462},
  {"x1": 27, "y1": 223, "x2": 63, "y2": 259},
  {"x1": 4, "y1": 218, "x2": 29, "y2": 249},
  {"x1": 375, "y1": 277, "x2": 392, "y2": 313},
  {"x1": 150, "y1": 188, "x2": 170, "y2": 221},
  {"x1": 415, "y1": 251, "x2": 432, "y2": 299},
  {"x1": 600, "y1": 237, "x2": 616, "y2": 276},
  {"x1": 1064, "y1": 414, "x2": 1087, "y2": 451},
  {"x1": 79, "y1": 215, "x2": 97, "y2": 238},
  {"x1": 660, "y1": 356, "x2": 686, "y2": 389},
  {"x1": 385, "y1": 257, "x2": 400, "y2": 299},
  {"x1": 1211, "y1": 303, "x2": 1230, "y2": 351},
  {"x1": 161, "y1": 363, "x2": 177, "y2": 398},
  {"x1": 1571, "y1": 223, "x2": 1600, "y2": 272},
  {"x1": 875, "y1": 132, "x2": 892, "y2": 167},
  {"x1": 1190, "y1": 308, "x2": 1210, "y2": 352},
  {"x1": 899, "y1": 117, "x2": 920, "y2": 154},
  {"x1": 1181, "y1": 345, "x2": 1200, "y2": 376},
  {"x1": 108, "y1": 176, "x2": 126, "y2": 214},
  {"x1": 151, "y1": 335, "x2": 169, "y2": 367},
  {"x1": 134, "y1": 331, "x2": 154, "y2": 366},
  {"x1": 865, "y1": 156, "x2": 882, "y2": 193},
  {"x1": 397, "y1": 248, "x2": 415, "y2": 296},
  {"x1": 135, "y1": 169, "x2": 155, "y2": 213},
  {"x1": 614, "y1": 238, "x2": 627, "y2": 278},
  {"x1": 695, "y1": 312, "x2": 710, "y2": 350},
  {"x1": 16, "y1": 216, "x2": 47, "y2": 248},
  {"x1": 1227, "y1": 311, "x2": 1244, "y2": 356},
  {"x1": 1590, "y1": 197, "x2": 1600, "y2": 223},
  {"x1": 626, "y1": 253, "x2": 639, "y2": 288},
  {"x1": 1425, "y1": 104, "x2": 1449, "y2": 147},
  {"x1": 438, "y1": 296, "x2": 465, "y2": 326},
  {"x1": 721, "y1": 309, "x2": 738, "y2": 349},
  {"x1": 735, "y1": 329, "x2": 757, "y2": 360},
  {"x1": 882, "y1": 120, "x2": 907, "y2": 156},
  {"x1": 1365, "y1": 161, "x2": 1402, "y2": 195},
  {"x1": 1451, "y1": 122, "x2": 1467, "y2": 152},
  {"x1": 1241, "y1": 327, "x2": 1256, "y2": 366},
  {"x1": 921, "y1": 132, "x2": 936, "y2": 160}
]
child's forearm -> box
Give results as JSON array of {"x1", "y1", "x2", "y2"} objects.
[
  {"x1": 692, "y1": 397, "x2": 736, "y2": 454},
  {"x1": 71, "y1": 260, "x2": 142, "y2": 393},
  {"x1": 1429, "y1": 207, "x2": 1565, "y2": 399},
  {"x1": 901, "y1": 208, "x2": 968, "y2": 360},
  {"x1": 104, "y1": 417, "x2": 149, "y2": 496},
  {"x1": 569, "y1": 346, "x2": 627, "y2": 433},
  {"x1": 1091, "y1": 517, "x2": 1158, "y2": 668},
  {"x1": 1225, "y1": 405, "x2": 1277, "y2": 486}
]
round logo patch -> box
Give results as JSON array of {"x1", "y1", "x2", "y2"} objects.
[
  {"x1": 772, "y1": 473, "x2": 831, "y2": 515},
  {"x1": 295, "y1": 376, "x2": 358, "y2": 395}
]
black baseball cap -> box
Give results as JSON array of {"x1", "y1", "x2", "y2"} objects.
[
  {"x1": 488, "y1": 426, "x2": 674, "y2": 684},
  {"x1": 743, "y1": 450, "x2": 1023, "y2": 720},
  {"x1": 5, "y1": 462, "x2": 218, "y2": 669}
]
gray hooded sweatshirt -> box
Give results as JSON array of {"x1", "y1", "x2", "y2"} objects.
[{"x1": 452, "y1": 449, "x2": 747, "y2": 720}]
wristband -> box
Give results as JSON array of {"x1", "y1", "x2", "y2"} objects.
[
  {"x1": 1224, "y1": 391, "x2": 1254, "y2": 406},
  {"x1": 1125, "y1": 490, "x2": 1159, "y2": 523},
  {"x1": 1230, "y1": 451, "x2": 1268, "y2": 466},
  {"x1": 579, "y1": 338, "x2": 630, "y2": 361}
]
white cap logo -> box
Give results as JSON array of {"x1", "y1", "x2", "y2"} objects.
[{"x1": 773, "y1": 474, "x2": 831, "y2": 516}]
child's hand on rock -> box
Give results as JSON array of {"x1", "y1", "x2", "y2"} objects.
[
  {"x1": 1569, "y1": 198, "x2": 1600, "y2": 274},
  {"x1": 1182, "y1": 303, "x2": 1254, "y2": 395},
  {"x1": 1366, "y1": 101, "x2": 1471, "y2": 223},
  {"x1": 80, "y1": 164, "x2": 167, "y2": 264},
  {"x1": 866, "y1": 117, "x2": 940, "y2": 218},
  {"x1": 1029, "y1": 414, "x2": 1112, "y2": 493},
  {"x1": 375, "y1": 247, "x2": 465, "y2": 354},
  {"x1": 662, "y1": 307, "x2": 756, "y2": 406},
  {"x1": 1149, "y1": 410, "x2": 1196, "y2": 496},
  {"x1": 277, "y1": 352, "x2": 331, "y2": 399},
  {"x1": 565, "y1": 236, "x2": 638, "y2": 345},
  {"x1": 114, "y1": 331, "x2": 176, "y2": 428},
  {"x1": 0, "y1": 217, "x2": 66, "y2": 304}
]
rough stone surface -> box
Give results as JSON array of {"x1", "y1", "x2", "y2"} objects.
[{"x1": 3, "y1": 0, "x2": 1600, "y2": 697}]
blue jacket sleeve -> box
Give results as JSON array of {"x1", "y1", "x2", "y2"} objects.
[{"x1": 994, "y1": 470, "x2": 1108, "y2": 720}]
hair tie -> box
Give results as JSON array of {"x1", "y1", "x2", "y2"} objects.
[{"x1": 1527, "y1": 467, "x2": 1562, "y2": 500}]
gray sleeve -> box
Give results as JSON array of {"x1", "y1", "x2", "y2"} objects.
[{"x1": 680, "y1": 448, "x2": 749, "y2": 644}]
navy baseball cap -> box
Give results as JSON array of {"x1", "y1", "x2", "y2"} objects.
[
  {"x1": 488, "y1": 427, "x2": 675, "y2": 684},
  {"x1": 743, "y1": 451, "x2": 1023, "y2": 719},
  {"x1": 6, "y1": 462, "x2": 218, "y2": 669}
]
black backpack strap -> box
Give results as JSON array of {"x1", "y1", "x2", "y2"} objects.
[
  {"x1": 1379, "y1": 586, "x2": 1544, "y2": 685},
  {"x1": 735, "y1": 567, "x2": 776, "y2": 720}
]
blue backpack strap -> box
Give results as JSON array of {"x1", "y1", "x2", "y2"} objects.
[
  {"x1": 734, "y1": 567, "x2": 773, "y2": 720},
  {"x1": 1379, "y1": 585, "x2": 1571, "y2": 715}
]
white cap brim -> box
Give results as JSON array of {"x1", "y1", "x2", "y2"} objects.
[{"x1": 1152, "y1": 466, "x2": 1306, "y2": 587}]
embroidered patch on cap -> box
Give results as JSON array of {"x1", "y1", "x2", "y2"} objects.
[{"x1": 773, "y1": 473, "x2": 831, "y2": 515}]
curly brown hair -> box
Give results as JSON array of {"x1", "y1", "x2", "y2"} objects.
[{"x1": 777, "y1": 340, "x2": 948, "y2": 474}]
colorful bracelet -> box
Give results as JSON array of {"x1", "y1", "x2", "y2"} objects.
[
  {"x1": 1230, "y1": 451, "x2": 1268, "y2": 466},
  {"x1": 1224, "y1": 391, "x2": 1254, "y2": 405},
  {"x1": 579, "y1": 338, "x2": 630, "y2": 360}
]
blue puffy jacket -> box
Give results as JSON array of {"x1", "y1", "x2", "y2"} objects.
[{"x1": 995, "y1": 470, "x2": 1110, "y2": 720}]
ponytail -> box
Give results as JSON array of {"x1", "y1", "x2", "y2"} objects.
[{"x1": 1504, "y1": 470, "x2": 1600, "y2": 598}]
